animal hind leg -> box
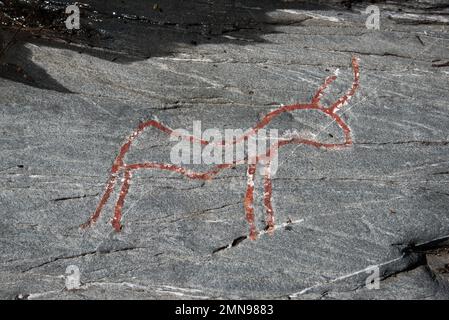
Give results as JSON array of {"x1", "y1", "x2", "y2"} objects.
[{"x1": 111, "y1": 169, "x2": 133, "y2": 231}]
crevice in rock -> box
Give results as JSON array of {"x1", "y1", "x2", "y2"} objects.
[
  {"x1": 359, "y1": 236, "x2": 449, "y2": 291},
  {"x1": 356, "y1": 140, "x2": 449, "y2": 146},
  {"x1": 212, "y1": 219, "x2": 303, "y2": 254},
  {"x1": 289, "y1": 234, "x2": 449, "y2": 298},
  {"x1": 432, "y1": 61, "x2": 449, "y2": 68},
  {"x1": 52, "y1": 193, "x2": 99, "y2": 202},
  {"x1": 212, "y1": 235, "x2": 248, "y2": 254},
  {"x1": 433, "y1": 171, "x2": 449, "y2": 175},
  {"x1": 21, "y1": 246, "x2": 146, "y2": 273}
]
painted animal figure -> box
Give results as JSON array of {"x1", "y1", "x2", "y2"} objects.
[{"x1": 82, "y1": 57, "x2": 360, "y2": 240}]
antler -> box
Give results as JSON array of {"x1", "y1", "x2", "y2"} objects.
[
  {"x1": 312, "y1": 56, "x2": 360, "y2": 114},
  {"x1": 311, "y1": 74, "x2": 338, "y2": 105},
  {"x1": 327, "y1": 56, "x2": 360, "y2": 113}
]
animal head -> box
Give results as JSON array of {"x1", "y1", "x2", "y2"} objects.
[{"x1": 273, "y1": 56, "x2": 360, "y2": 148}]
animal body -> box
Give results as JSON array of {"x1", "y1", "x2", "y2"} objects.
[{"x1": 82, "y1": 57, "x2": 360, "y2": 240}]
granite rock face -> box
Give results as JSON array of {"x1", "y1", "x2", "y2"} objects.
[{"x1": 0, "y1": 0, "x2": 449, "y2": 299}]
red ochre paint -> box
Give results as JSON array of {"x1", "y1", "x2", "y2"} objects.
[{"x1": 82, "y1": 57, "x2": 360, "y2": 239}]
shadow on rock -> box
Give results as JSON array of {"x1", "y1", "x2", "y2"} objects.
[{"x1": 0, "y1": 0, "x2": 350, "y2": 92}]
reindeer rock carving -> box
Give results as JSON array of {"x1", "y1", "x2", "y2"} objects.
[{"x1": 82, "y1": 57, "x2": 360, "y2": 240}]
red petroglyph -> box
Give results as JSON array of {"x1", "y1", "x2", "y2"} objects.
[
  {"x1": 82, "y1": 57, "x2": 360, "y2": 239},
  {"x1": 245, "y1": 164, "x2": 257, "y2": 240}
]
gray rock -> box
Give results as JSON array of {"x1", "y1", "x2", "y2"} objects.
[{"x1": 0, "y1": 0, "x2": 448, "y2": 299}]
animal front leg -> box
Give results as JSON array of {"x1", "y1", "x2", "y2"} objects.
[
  {"x1": 112, "y1": 170, "x2": 132, "y2": 231},
  {"x1": 244, "y1": 164, "x2": 258, "y2": 240}
]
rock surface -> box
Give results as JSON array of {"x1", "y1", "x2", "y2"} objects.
[{"x1": 0, "y1": 0, "x2": 448, "y2": 299}]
